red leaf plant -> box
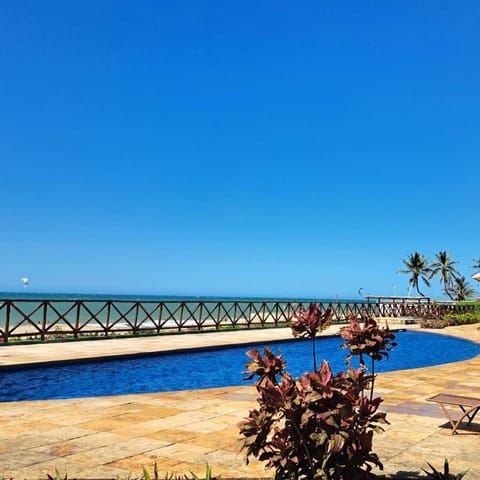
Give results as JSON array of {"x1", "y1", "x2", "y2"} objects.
[
  {"x1": 238, "y1": 304, "x2": 397, "y2": 480},
  {"x1": 340, "y1": 312, "x2": 397, "y2": 401},
  {"x1": 289, "y1": 304, "x2": 332, "y2": 371}
]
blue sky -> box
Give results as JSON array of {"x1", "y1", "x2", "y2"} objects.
[{"x1": 1, "y1": 1, "x2": 479, "y2": 299}]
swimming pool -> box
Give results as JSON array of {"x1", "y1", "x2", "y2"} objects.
[{"x1": 1, "y1": 331, "x2": 479, "y2": 402}]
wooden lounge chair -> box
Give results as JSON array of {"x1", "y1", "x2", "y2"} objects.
[{"x1": 427, "y1": 393, "x2": 480, "y2": 434}]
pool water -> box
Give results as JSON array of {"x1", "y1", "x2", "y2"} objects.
[{"x1": 1, "y1": 331, "x2": 479, "y2": 402}]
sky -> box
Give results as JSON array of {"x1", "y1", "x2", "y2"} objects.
[{"x1": 1, "y1": 1, "x2": 479, "y2": 300}]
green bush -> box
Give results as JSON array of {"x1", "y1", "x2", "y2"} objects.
[
  {"x1": 457, "y1": 301, "x2": 480, "y2": 315},
  {"x1": 442, "y1": 313, "x2": 480, "y2": 325},
  {"x1": 421, "y1": 311, "x2": 480, "y2": 328},
  {"x1": 420, "y1": 318, "x2": 456, "y2": 329}
]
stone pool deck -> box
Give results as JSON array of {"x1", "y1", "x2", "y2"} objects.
[{"x1": 0, "y1": 324, "x2": 479, "y2": 479}]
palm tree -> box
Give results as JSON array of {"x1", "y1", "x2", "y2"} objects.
[
  {"x1": 472, "y1": 258, "x2": 480, "y2": 270},
  {"x1": 430, "y1": 251, "x2": 459, "y2": 300},
  {"x1": 399, "y1": 252, "x2": 432, "y2": 297},
  {"x1": 450, "y1": 276, "x2": 476, "y2": 301}
]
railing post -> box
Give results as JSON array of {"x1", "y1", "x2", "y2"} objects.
[
  {"x1": 133, "y1": 302, "x2": 140, "y2": 334},
  {"x1": 105, "y1": 301, "x2": 111, "y2": 337},
  {"x1": 75, "y1": 301, "x2": 81, "y2": 337},
  {"x1": 197, "y1": 302, "x2": 203, "y2": 330},
  {"x1": 41, "y1": 301, "x2": 47, "y2": 341},
  {"x1": 156, "y1": 302, "x2": 163, "y2": 333},
  {"x1": 178, "y1": 302, "x2": 184, "y2": 332},
  {"x1": 214, "y1": 302, "x2": 220, "y2": 330},
  {"x1": 233, "y1": 302, "x2": 238, "y2": 327},
  {"x1": 246, "y1": 302, "x2": 253, "y2": 328},
  {"x1": 4, "y1": 301, "x2": 10, "y2": 343}
]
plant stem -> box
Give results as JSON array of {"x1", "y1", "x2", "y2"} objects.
[
  {"x1": 370, "y1": 357, "x2": 375, "y2": 403},
  {"x1": 359, "y1": 353, "x2": 365, "y2": 421},
  {"x1": 289, "y1": 417, "x2": 315, "y2": 480}
]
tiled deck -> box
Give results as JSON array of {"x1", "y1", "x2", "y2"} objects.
[{"x1": 1, "y1": 324, "x2": 479, "y2": 479}]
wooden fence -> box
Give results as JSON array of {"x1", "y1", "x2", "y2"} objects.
[{"x1": 0, "y1": 298, "x2": 474, "y2": 343}]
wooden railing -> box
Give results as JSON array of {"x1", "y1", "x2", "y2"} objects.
[
  {"x1": 371, "y1": 301, "x2": 473, "y2": 318},
  {"x1": 0, "y1": 298, "x2": 473, "y2": 343}
]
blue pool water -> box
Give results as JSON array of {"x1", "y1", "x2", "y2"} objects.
[{"x1": 1, "y1": 331, "x2": 479, "y2": 402}]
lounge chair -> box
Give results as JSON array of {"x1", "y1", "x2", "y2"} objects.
[{"x1": 427, "y1": 393, "x2": 480, "y2": 434}]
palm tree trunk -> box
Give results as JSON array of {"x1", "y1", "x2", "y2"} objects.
[{"x1": 415, "y1": 279, "x2": 425, "y2": 297}]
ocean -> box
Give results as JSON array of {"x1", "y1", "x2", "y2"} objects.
[{"x1": 0, "y1": 292, "x2": 361, "y2": 303}]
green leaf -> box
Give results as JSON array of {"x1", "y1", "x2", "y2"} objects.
[{"x1": 142, "y1": 466, "x2": 151, "y2": 480}]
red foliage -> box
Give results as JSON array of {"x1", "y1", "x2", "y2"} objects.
[
  {"x1": 340, "y1": 313, "x2": 397, "y2": 366},
  {"x1": 289, "y1": 304, "x2": 333, "y2": 339},
  {"x1": 239, "y1": 303, "x2": 397, "y2": 480}
]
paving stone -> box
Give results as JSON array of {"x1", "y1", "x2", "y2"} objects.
[
  {"x1": 0, "y1": 450, "x2": 56, "y2": 470},
  {"x1": 143, "y1": 428, "x2": 197, "y2": 443},
  {"x1": 0, "y1": 324, "x2": 479, "y2": 478}
]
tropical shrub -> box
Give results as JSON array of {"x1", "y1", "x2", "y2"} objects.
[
  {"x1": 45, "y1": 463, "x2": 221, "y2": 480},
  {"x1": 340, "y1": 313, "x2": 397, "y2": 399},
  {"x1": 442, "y1": 313, "x2": 480, "y2": 325},
  {"x1": 418, "y1": 308, "x2": 454, "y2": 329},
  {"x1": 238, "y1": 306, "x2": 397, "y2": 480},
  {"x1": 289, "y1": 303, "x2": 333, "y2": 370},
  {"x1": 420, "y1": 318, "x2": 456, "y2": 329},
  {"x1": 420, "y1": 311, "x2": 480, "y2": 329},
  {"x1": 457, "y1": 300, "x2": 480, "y2": 312},
  {"x1": 419, "y1": 309, "x2": 455, "y2": 328},
  {"x1": 423, "y1": 458, "x2": 468, "y2": 479}
]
